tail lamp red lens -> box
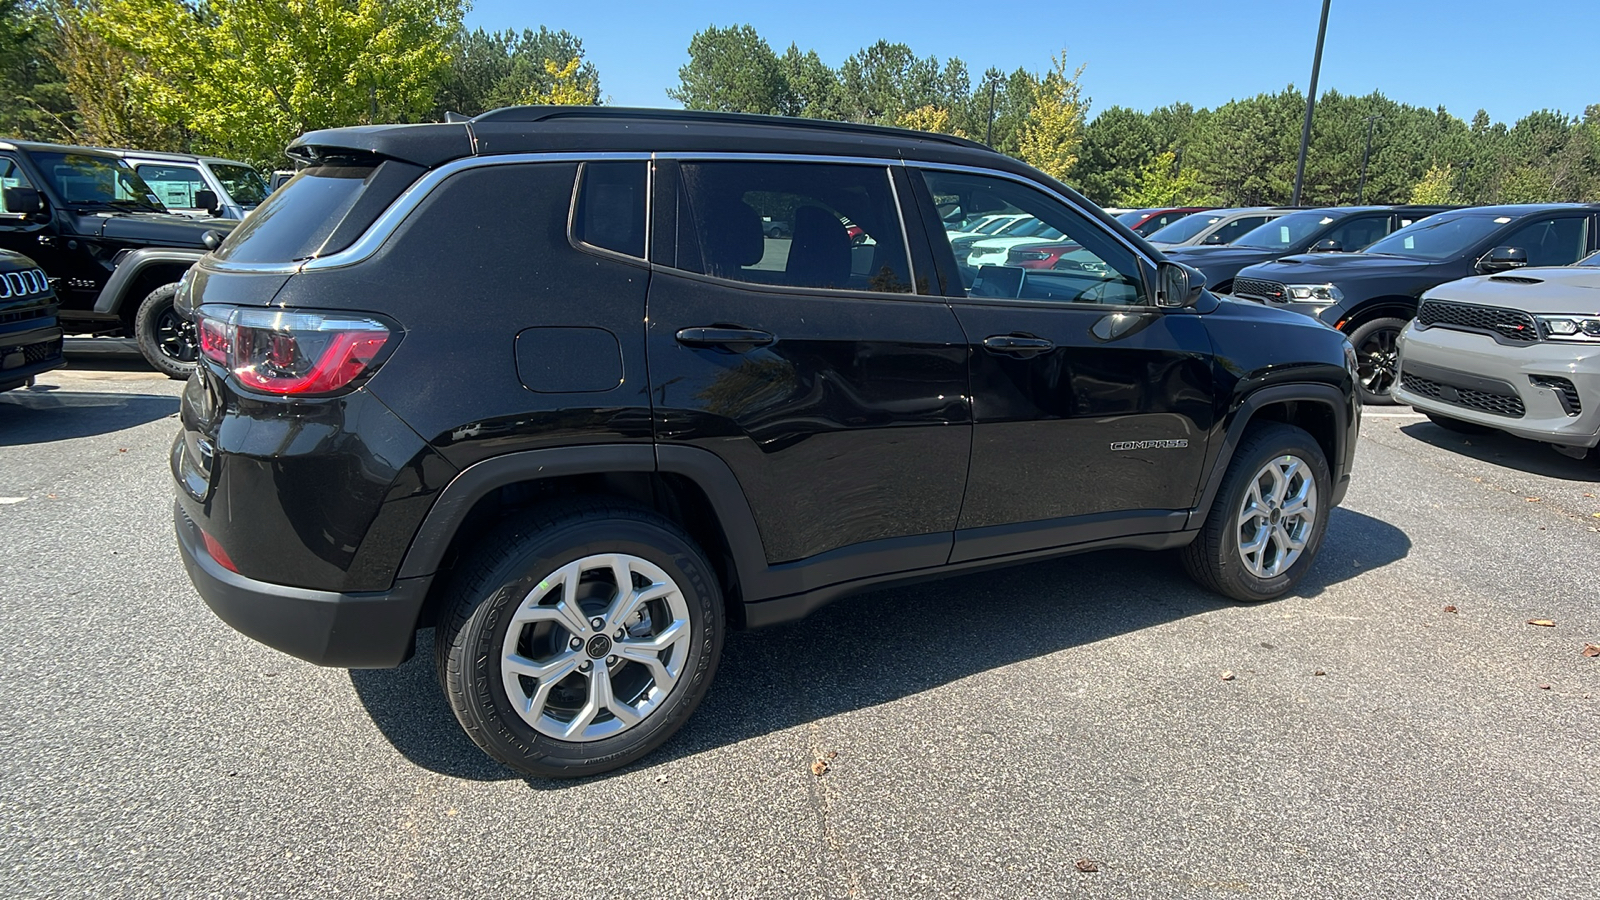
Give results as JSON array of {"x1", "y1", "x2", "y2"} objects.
[{"x1": 195, "y1": 306, "x2": 392, "y2": 395}]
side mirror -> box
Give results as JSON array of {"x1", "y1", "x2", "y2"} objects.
[
  {"x1": 1480, "y1": 246, "x2": 1527, "y2": 272},
  {"x1": 1310, "y1": 238, "x2": 1343, "y2": 253},
  {"x1": 201, "y1": 230, "x2": 223, "y2": 251},
  {"x1": 1201, "y1": 232, "x2": 1226, "y2": 245},
  {"x1": 194, "y1": 189, "x2": 220, "y2": 216},
  {"x1": 2, "y1": 186, "x2": 45, "y2": 218},
  {"x1": 1156, "y1": 261, "x2": 1206, "y2": 308}
]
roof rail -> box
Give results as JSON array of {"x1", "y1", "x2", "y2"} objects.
[{"x1": 469, "y1": 105, "x2": 990, "y2": 151}]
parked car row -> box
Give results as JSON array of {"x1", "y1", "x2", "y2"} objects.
[{"x1": 0, "y1": 139, "x2": 253, "y2": 376}]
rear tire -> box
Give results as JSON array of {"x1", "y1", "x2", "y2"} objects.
[
  {"x1": 435, "y1": 499, "x2": 723, "y2": 778},
  {"x1": 1181, "y1": 423, "x2": 1331, "y2": 602},
  {"x1": 1349, "y1": 317, "x2": 1407, "y2": 405},
  {"x1": 133, "y1": 283, "x2": 196, "y2": 379},
  {"x1": 1425, "y1": 412, "x2": 1493, "y2": 435}
]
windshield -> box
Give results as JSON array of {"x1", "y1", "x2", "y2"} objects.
[
  {"x1": 1147, "y1": 213, "x2": 1225, "y2": 244},
  {"x1": 1363, "y1": 213, "x2": 1507, "y2": 260},
  {"x1": 212, "y1": 165, "x2": 371, "y2": 263},
  {"x1": 32, "y1": 152, "x2": 164, "y2": 212},
  {"x1": 1230, "y1": 210, "x2": 1337, "y2": 250},
  {"x1": 210, "y1": 163, "x2": 269, "y2": 208}
]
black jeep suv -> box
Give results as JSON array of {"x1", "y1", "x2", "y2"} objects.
[
  {"x1": 0, "y1": 141, "x2": 236, "y2": 377},
  {"x1": 1230, "y1": 204, "x2": 1600, "y2": 403},
  {"x1": 173, "y1": 107, "x2": 1361, "y2": 777},
  {"x1": 1165, "y1": 205, "x2": 1453, "y2": 294},
  {"x1": 0, "y1": 248, "x2": 62, "y2": 392}
]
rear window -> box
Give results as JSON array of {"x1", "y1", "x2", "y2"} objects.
[{"x1": 212, "y1": 166, "x2": 372, "y2": 263}]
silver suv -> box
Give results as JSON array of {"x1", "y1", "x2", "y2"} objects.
[
  {"x1": 107, "y1": 149, "x2": 269, "y2": 220},
  {"x1": 1395, "y1": 251, "x2": 1600, "y2": 458}
]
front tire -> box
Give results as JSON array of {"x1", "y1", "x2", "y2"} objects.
[
  {"x1": 1181, "y1": 423, "x2": 1331, "y2": 602},
  {"x1": 133, "y1": 283, "x2": 196, "y2": 379},
  {"x1": 1348, "y1": 317, "x2": 1408, "y2": 405},
  {"x1": 435, "y1": 500, "x2": 723, "y2": 778}
]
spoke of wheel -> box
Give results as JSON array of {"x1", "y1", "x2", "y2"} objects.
[
  {"x1": 1240, "y1": 524, "x2": 1271, "y2": 572},
  {"x1": 510, "y1": 596, "x2": 591, "y2": 637},
  {"x1": 504, "y1": 651, "x2": 577, "y2": 680},
  {"x1": 1275, "y1": 459, "x2": 1301, "y2": 504},
  {"x1": 561, "y1": 676, "x2": 604, "y2": 740},
  {"x1": 591, "y1": 660, "x2": 642, "y2": 726},
  {"x1": 1238, "y1": 482, "x2": 1268, "y2": 527},
  {"x1": 608, "y1": 581, "x2": 673, "y2": 631},
  {"x1": 615, "y1": 619, "x2": 689, "y2": 687},
  {"x1": 1280, "y1": 523, "x2": 1308, "y2": 552},
  {"x1": 521, "y1": 656, "x2": 581, "y2": 719}
]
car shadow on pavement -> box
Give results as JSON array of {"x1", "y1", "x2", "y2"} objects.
[
  {"x1": 1399, "y1": 421, "x2": 1600, "y2": 481},
  {"x1": 350, "y1": 508, "x2": 1409, "y2": 785},
  {"x1": 0, "y1": 389, "x2": 179, "y2": 445}
]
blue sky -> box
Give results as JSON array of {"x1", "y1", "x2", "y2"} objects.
[{"x1": 465, "y1": 0, "x2": 1596, "y2": 125}]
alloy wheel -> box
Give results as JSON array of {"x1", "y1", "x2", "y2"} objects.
[
  {"x1": 156, "y1": 307, "x2": 199, "y2": 363},
  {"x1": 1236, "y1": 454, "x2": 1319, "y2": 579},
  {"x1": 1356, "y1": 327, "x2": 1399, "y2": 396},
  {"x1": 499, "y1": 553, "x2": 692, "y2": 742}
]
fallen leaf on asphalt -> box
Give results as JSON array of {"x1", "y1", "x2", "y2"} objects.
[
  {"x1": 1538, "y1": 684, "x2": 1551, "y2": 691},
  {"x1": 118, "y1": 448, "x2": 127, "y2": 454},
  {"x1": 1443, "y1": 605, "x2": 1458, "y2": 613},
  {"x1": 810, "y1": 759, "x2": 829, "y2": 777},
  {"x1": 1528, "y1": 619, "x2": 1556, "y2": 627},
  {"x1": 1220, "y1": 670, "x2": 1236, "y2": 681},
  {"x1": 1075, "y1": 860, "x2": 1099, "y2": 873},
  {"x1": 1313, "y1": 670, "x2": 1326, "y2": 676},
  {"x1": 445, "y1": 808, "x2": 459, "y2": 817},
  {"x1": 1525, "y1": 497, "x2": 1541, "y2": 502},
  {"x1": 1582, "y1": 644, "x2": 1600, "y2": 658},
  {"x1": 826, "y1": 750, "x2": 839, "y2": 760},
  {"x1": 1592, "y1": 513, "x2": 1600, "y2": 519}
]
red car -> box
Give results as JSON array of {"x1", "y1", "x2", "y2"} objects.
[
  {"x1": 1005, "y1": 241, "x2": 1083, "y2": 269},
  {"x1": 1115, "y1": 207, "x2": 1214, "y2": 237}
]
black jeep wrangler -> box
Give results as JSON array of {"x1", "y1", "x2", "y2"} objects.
[
  {"x1": 173, "y1": 107, "x2": 1361, "y2": 777},
  {"x1": 0, "y1": 248, "x2": 62, "y2": 392},
  {"x1": 0, "y1": 141, "x2": 236, "y2": 377}
]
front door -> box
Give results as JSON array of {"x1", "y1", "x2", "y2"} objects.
[
  {"x1": 646, "y1": 158, "x2": 970, "y2": 570},
  {"x1": 910, "y1": 167, "x2": 1216, "y2": 562}
]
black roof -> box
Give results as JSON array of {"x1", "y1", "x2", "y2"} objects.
[
  {"x1": 0, "y1": 139, "x2": 122, "y2": 159},
  {"x1": 289, "y1": 106, "x2": 1011, "y2": 173}
]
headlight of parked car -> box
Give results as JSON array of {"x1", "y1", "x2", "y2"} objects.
[
  {"x1": 1536, "y1": 315, "x2": 1600, "y2": 342},
  {"x1": 1286, "y1": 283, "x2": 1343, "y2": 302}
]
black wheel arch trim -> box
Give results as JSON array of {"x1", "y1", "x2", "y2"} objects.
[
  {"x1": 1189, "y1": 383, "x2": 1356, "y2": 529},
  {"x1": 92, "y1": 248, "x2": 207, "y2": 314}
]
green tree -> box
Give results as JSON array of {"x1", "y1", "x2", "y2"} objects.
[
  {"x1": 1188, "y1": 87, "x2": 1305, "y2": 205},
  {"x1": 1015, "y1": 51, "x2": 1086, "y2": 181},
  {"x1": 1408, "y1": 163, "x2": 1457, "y2": 204},
  {"x1": 53, "y1": 1, "x2": 183, "y2": 149},
  {"x1": 1071, "y1": 106, "x2": 1158, "y2": 205},
  {"x1": 777, "y1": 44, "x2": 841, "y2": 119},
  {"x1": 0, "y1": 0, "x2": 77, "y2": 141},
  {"x1": 435, "y1": 26, "x2": 600, "y2": 117},
  {"x1": 1119, "y1": 150, "x2": 1212, "y2": 207},
  {"x1": 668, "y1": 24, "x2": 788, "y2": 115},
  {"x1": 89, "y1": 0, "x2": 463, "y2": 168}
]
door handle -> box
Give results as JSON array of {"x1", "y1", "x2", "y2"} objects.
[
  {"x1": 675, "y1": 326, "x2": 776, "y2": 351},
  {"x1": 981, "y1": 334, "x2": 1054, "y2": 357}
]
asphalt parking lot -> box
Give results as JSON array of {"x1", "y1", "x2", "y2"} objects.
[{"x1": 2, "y1": 362, "x2": 1596, "y2": 899}]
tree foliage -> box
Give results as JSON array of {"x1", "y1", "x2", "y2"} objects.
[
  {"x1": 435, "y1": 26, "x2": 600, "y2": 117},
  {"x1": 84, "y1": 0, "x2": 464, "y2": 167},
  {"x1": 0, "y1": 0, "x2": 76, "y2": 141},
  {"x1": 1015, "y1": 52, "x2": 1087, "y2": 182},
  {"x1": 667, "y1": 24, "x2": 787, "y2": 115}
]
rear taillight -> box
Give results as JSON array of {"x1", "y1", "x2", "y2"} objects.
[{"x1": 195, "y1": 306, "x2": 394, "y2": 395}]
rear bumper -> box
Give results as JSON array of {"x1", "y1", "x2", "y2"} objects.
[{"x1": 175, "y1": 503, "x2": 431, "y2": 668}]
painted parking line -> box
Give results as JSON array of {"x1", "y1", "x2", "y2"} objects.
[{"x1": 1363, "y1": 412, "x2": 1428, "y2": 418}]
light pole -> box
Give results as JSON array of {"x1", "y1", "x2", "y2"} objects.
[
  {"x1": 1291, "y1": 0, "x2": 1332, "y2": 206},
  {"x1": 1357, "y1": 114, "x2": 1382, "y2": 204},
  {"x1": 984, "y1": 75, "x2": 999, "y2": 146}
]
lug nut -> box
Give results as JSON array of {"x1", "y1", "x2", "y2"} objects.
[
  {"x1": 607, "y1": 656, "x2": 618, "y2": 665},
  {"x1": 570, "y1": 637, "x2": 583, "y2": 650},
  {"x1": 591, "y1": 617, "x2": 605, "y2": 630},
  {"x1": 615, "y1": 628, "x2": 625, "y2": 639},
  {"x1": 579, "y1": 661, "x2": 591, "y2": 672}
]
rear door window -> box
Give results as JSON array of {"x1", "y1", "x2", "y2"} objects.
[
  {"x1": 1212, "y1": 215, "x2": 1269, "y2": 244},
  {"x1": 1323, "y1": 215, "x2": 1390, "y2": 250},
  {"x1": 136, "y1": 164, "x2": 206, "y2": 210},
  {"x1": 673, "y1": 161, "x2": 913, "y2": 293},
  {"x1": 212, "y1": 166, "x2": 372, "y2": 263}
]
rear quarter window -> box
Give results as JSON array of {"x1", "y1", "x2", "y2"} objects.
[{"x1": 212, "y1": 159, "x2": 421, "y2": 264}]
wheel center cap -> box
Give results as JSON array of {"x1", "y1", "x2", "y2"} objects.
[
  {"x1": 1270, "y1": 508, "x2": 1282, "y2": 525},
  {"x1": 585, "y1": 634, "x2": 612, "y2": 659}
]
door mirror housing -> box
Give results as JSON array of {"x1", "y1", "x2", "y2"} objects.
[
  {"x1": 193, "y1": 189, "x2": 220, "y2": 216},
  {"x1": 1309, "y1": 238, "x2": 1343, "y2": 253},
  {"x1": 1201, "y1": 232, "x2": 1226, "y2": 245},
  {"x1": 1479, "y1": 246, "x2": 1527, "y2": 273},
  {"x1": 1156, "y1": 261, "x2": 1205, "y2": 308},
  {"x1": 2, "y1": 186, "x2": 45, "y2": 218}
]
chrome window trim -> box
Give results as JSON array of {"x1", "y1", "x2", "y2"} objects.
[{"x1": 198, "y1": 149, "x2": 1152, "y2": 283}]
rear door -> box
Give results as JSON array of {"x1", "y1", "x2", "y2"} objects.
[
  {"x1": 645, "y1": 158, "x2": 970, "y2": 569},
  {"x1": 909, "y1": 166, "x2": 1216, "y2": 563}
]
